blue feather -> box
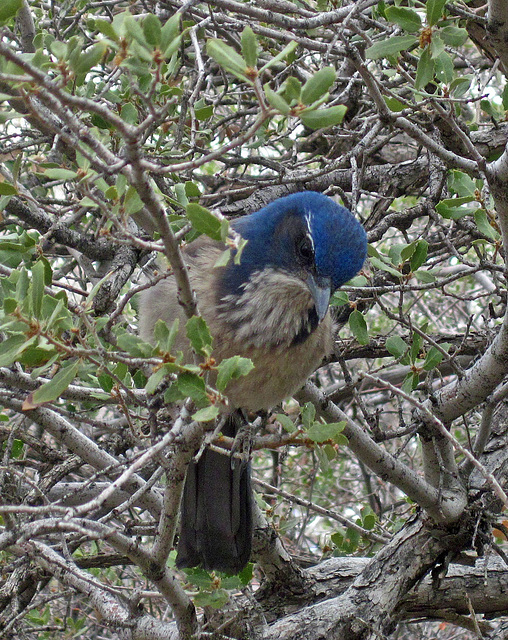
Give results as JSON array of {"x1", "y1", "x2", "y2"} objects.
[{"x1": 223, "y1": 191, "x2": 367, "y2": 297}]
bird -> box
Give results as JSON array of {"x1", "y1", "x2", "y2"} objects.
[{"x1": 139, "y1": 190, "x2": 367, "y2": 574}]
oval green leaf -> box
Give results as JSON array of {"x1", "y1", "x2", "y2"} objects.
[
  {"x1": 365, "y1": 35, "x2": 417, "y2": 60},
  {"x1": 186, "y1": 202, "x2": 223, "y2": 241},
  {"x1": 385, "y1": 335, "x2": 409, "y2": 359},
  {"x1": 385, "y1": 6, "x2": 422, "y2": 33},
  {"x1": 264, "y1": 83, "x2": 290, "y2": 114},
  {"x1": 0, "y1": 0, "x2": 22, "y2": 24},
  {"x1": 440, "y1": 26, "x2": 468, "y2": 47},
  {"x1": 300, "y1": 105, "x2": 347, "y2": 130},
  {"x1": 426, "y1": 0, "x2": 446, "y2": 27},
  {"x1": 216, "y1": 355, "x2": 254, "y2": 393},
  {"x1": 349, "y1": 309, "x2": 369, "y2": 345},
  {"x1": 206, "y1": 38, "x2": 248, "y2": 80},
  {"x1": 143, "y1": 14, "x2": 162, "y2": 47},
  {"x1": 415, "y1": 47, "x2": 435, "y2": 90},
  {"x1": 301, "y1": 67, "x2": 336, "y2": 105},
  {"x1": 26, "y1": 359, "x2": 80, "y2": 408},
  {"x1": 241, "y1": 26, "x2": 258, "y2": 68}
]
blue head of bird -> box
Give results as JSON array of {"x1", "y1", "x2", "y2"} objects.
[{"x1": 220, "y1": 191, "x2": 367, "y2": 328}]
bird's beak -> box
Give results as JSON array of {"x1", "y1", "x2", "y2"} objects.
[{"x1": 306, "y1": 274, "x2": 331, "y2": 322}]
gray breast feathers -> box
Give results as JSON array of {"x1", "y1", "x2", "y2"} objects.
[{"x1": 139, "y1": 238, "x2": 333, "y2": 411}]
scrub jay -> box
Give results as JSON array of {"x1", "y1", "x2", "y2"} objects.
[{"x1": 140, "y1": 191, "x2": 367, "y2": 573}]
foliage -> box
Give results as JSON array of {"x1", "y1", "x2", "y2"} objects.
[{"x1": 0, "y1": 0, "x2": 507, "y2": 639}]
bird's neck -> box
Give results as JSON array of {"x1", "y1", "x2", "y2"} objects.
[{"x1": 217, "y1": 268, "x2": 323, "y2": 349}]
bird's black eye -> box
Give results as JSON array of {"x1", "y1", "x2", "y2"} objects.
[{"x1": 296, "y1": 235, "x2": 314, "y2": 264}]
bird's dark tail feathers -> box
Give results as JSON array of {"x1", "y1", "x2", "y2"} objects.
[{"x1": 176, "y1": 412, "x2": 253, "y2": 574}]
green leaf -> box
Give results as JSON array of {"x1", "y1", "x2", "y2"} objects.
[
  {"x1": 388, "y1": 244, "x2": 404, "y2": 266},
  {"x1": 384, "y1": 96, "x2": 407, "y2": 112},
  {"x1": 365, "y1": 35, "x2": 417, "y2": 60},
  {"x1": 306, "y1": 420, "x2": 346, "y2": 444},
  {"x1": 195, "y1": 104, "x2": 213, "y2": 120},
  {"x1": 348, "y1": 275, "x2": 368, "y2": 287},
  {"x1": 400, "y1": 242, "x2": 417, "y2": 263},
  {"x1": 370, "y1": 256, "x2": 401, "y2": 278},
  {"x1": 241, "y1": 26, "x2": 258, "y2": 68},
  {"x1": 16, "y1": 268, "x2": 30, "y2": 300},
  {"x1": 143, "y1": 14, "x2": 162, "y2": 47},
  {"x1": 153, "y1": 318, "x2": 180, "y2": 352},
  {"x1": 434, "y1": 51, "x2": 454, "y2": 84},
  {"x1": 410, "y1": 332, "x2": 423, "y2": 363},
  {"x1": 423, "y1": 346, "x2": 444, "y2": 371},
  {"x1": 315, "y1": 441, "x2": 336, "y2": 474},
  {"x1": 0, "y1": 195, "x2": 13, "y2": 211},
  {"x1": 193, "y1": 588, "x2": 230, "y2": 608},
  {"x1": 117, "y1": 333, "x2": 154, "y2": 358},
  {"x1": 402, "y1": 371, "x2": 420, "y2": 392},
  {"x1": 214, "y1": 248, "x2": 232, "y2": 267},
  {"x1": 480, "y1": 98, "x2": 496, "y2": 118},
  {"x1": 192, "y1": 405, "x2": 220, "y2": 422},
  {"x1": 275, "y1": 413, "x2": 296, "y2": 433},
  {"x1": 284, "y1": 76, "x2": 302, "y2": 102},
  {"x1": 385, "y1": 335, "x2": 409, "y2": 358},
  {"x1": 93, "y1": 18, "x2": 119, "y2": 41},
  {"x1": 300, "y1": 67, "x2": 336, "y2": 105},
  {"x1": 186, "y1": 315, "x2": 213, "y2": 357},
  {"x1": 121, "y1": 186, "x2": 142, "y2": 216},
  {"x1": 349, "y1": 310, "x2": 369, "y2": 345},
  {"x1": 448, "y1": 171, "x2": 477, "y2": 197},
  {"x1": 0, "y1": 183, "x2": 17, "y2": 195},
  {"x1": 0, "y1": 0, "x2": 22, "y2": 24},
  {"x1": 385, "y1": 6, "x2": 422, "y2": 32},
  {"x1": 301, "y1": 402, "x2": 316, "y2": 429},
  {"x1": 71, "y1": 41, "x2": 108, "y2": 78},
  {"x1": 18, "y1": 344, "x2": 57, "y2": 368},
  {"x1": 206, "y1": 38, "x2": 248, "y2": 81},
  {"x1": 0, "y1": 334, "x2": 34, "y2": 367},
  {"x1": 8, "y1": 439, "x2": 24, "y2": 459},
  {"x1": 237, "y1": 562, "x2": 253, "y2": 585},
  {"x1": 430, "y1": 33, "x2": 445, "y2": 59},
  {"x1": 185, "y1": 181, "x2": 201, "y2": 198},
  {"x1": 410, "y1": 239, "x2": 429, "y2": 271},
  {"x1": 300, "y1": 105, "x2": 347, "y2": 129},
  {"x1": 258, "y1": 41, "x2": 298, "y2": 73},
  {"x1": 436, "y1": 197, "x2": 475, "y2": 220},
  {"x1": 440, "y1": 26, "x2": 468, "y2": 47},
  {"x1": 41, "y1": 294, "x2": 68, "y2": 329},
  {"x1": 161, "y1": 13, "x2": 180, "y2": 53},
  {"x1": 414, "y1": 269, "x2": 436, "y2": 283},
  {"x1": 31, "y1": 260, "x2": 47, "y2": 319},
  {"x1": 216, "y1": 356, "x2": 254, "y2": 393},
  {"x1": 362, "y1": 511, "x2": 377, "y2": 530},
  {"x1": 450, "y1": 76, "x2": 472, "y2": 98},
  {"x1": 121, "y1": 103, "x2": 138, "y2": 124},
  {"x1": 186, "y1": 203, "x2": 223, "y2": 241},
  {"x1": 502, "y1": 84, "x2": 508, "y2": 110},
  {"x1": 44, "y1": 168, "x2": 79, "y2": 181},
  {"x1": 25, "y1": 359, "x2": 80, "y2": 408},
  {"x1": 415, "y1": 47, "x2": 435, "y2": 90},
  {"x1": 145, "y1": 365, "x2": 170, "y2": 395},
  {"x1": 426, "y1": 0, "x2": 446, "y2": 27},
  {"x1": 98, "y1": 373, "x2": 114, "y2": 393},
  {"x1": 264, "y1": 84, "x2": 291, "y2": 114},
  {"x1": 331, "y1": 290, "x2": 349, "y2": 307},
  {"x1": 177, "y1": 372, "x2": 207, "y2": 405},
  {"x1": 474, "y1": 209, "x2": 500, "y2": 241},
  {"x1": 332, "y1": 526, "x2": 361, "y2": 553},
  {"x1": 120, "y1": 13, "x2": 147, "y2": 47}
]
